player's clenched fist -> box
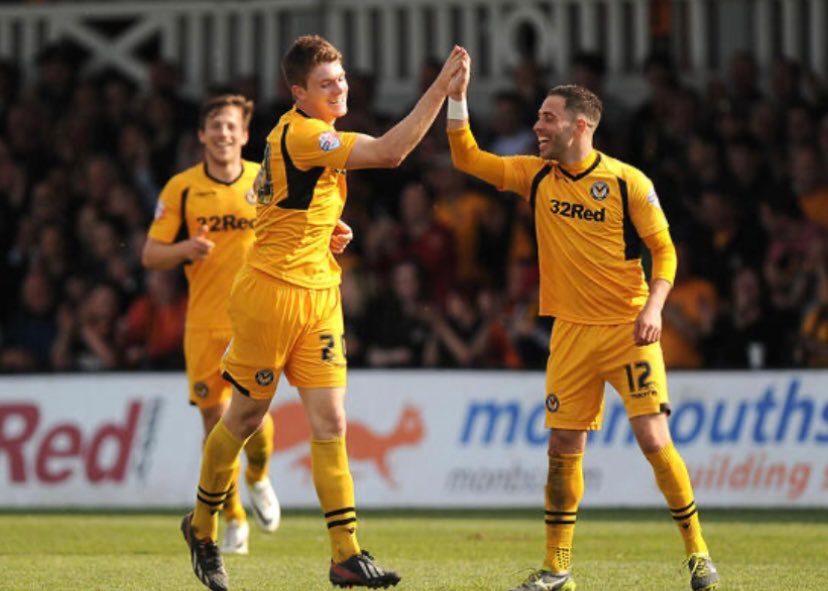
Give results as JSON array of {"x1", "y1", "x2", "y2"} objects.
[
  {"x1": 182, "y1": 224, "x2": 215, "y2": 261},
  {"x1": 330, "y1": 219, "x2": 353, "y2": 255}
]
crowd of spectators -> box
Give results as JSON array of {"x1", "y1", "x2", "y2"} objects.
[{"x1": 1, "y1": 43, "x2": 827, "y2": 374}]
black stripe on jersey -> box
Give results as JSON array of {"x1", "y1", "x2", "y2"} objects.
[
  {"x1": 617, "y1": 177, "x2": 642, "y2": 260},
  {"x1": 175, "y1": 187, "x2": 190, "y2": 243},
  {"x1": 221, "y1": 370, "x2": 251, "y2": 396},
  {"x1": 278, "y1": 123, "x2": 325, "y2": 211},
  {"x1": 529, "y1": 164, "x2": 552, "y2": 210},
  {"x1": 558, "y1": 153, "x2": 602, "y2": 181}
]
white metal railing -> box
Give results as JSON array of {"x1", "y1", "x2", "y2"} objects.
[{"x1": 0, "y1": 0, "x2": 825, "y2": 111}]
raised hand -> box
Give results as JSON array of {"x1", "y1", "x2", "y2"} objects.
[
  {"x1": 435, "y1": 46, "x2": 469, "y2": 93},
  {"x1": 447, "y1": 52, "x2": 471, "y2": 100}
]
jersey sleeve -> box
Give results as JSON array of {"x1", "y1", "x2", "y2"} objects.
[
  {"x1": 501, "y1": 156, "x2": 550, "y2": 201},
  {"x1": 626, "y1": 165, "x2": 669, "y2": 238},
  {"x1": 285, "y1": 119, "x2": 358, "y2": 170},
  {"x1": 448, "y1": 125, "x2": 546, "y2": 201},
  {"x1": 147, "y1": 175, "x2": 186, "y2": 244}
]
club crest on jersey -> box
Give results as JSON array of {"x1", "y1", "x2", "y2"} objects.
[
  {"x1": 318, "y1": 130, "x2": 342, "y2": 152},
  {"x1": 255, "y1": 369, "x2": 274, "y2": 386},
  {"x1": 193, "y1": 382, "x2": 209, "y2": 398},
  {"x1": 545, "y1": 393, "x2": 560, "y2": 413},
  {"x1": 590, "y1": 181, "x2": 609, "y2": 201},
  {"x1": 245, "y1": 188, "x2": 257, "y2": 205}
]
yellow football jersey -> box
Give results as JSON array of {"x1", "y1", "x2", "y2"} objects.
[
  {"x1": 148, "y1": 161, "x2": 260, "y2": 329},
  {"x1": 448, "y1": 126, "x2": 668, "y2": 324},
  {"x1": 248, "y1": 107, "x2": 358, "y2": 289}
]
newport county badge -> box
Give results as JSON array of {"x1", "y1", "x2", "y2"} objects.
[
  {"x1": 590, "y1": 181, "x2": 609, "y2": 201},
  {"x1": 255, "y1": 369, "x2": 274, "y2": 386},
  {"x1": 545, "y1": 393, "x2": 560, "y2": 413},
  {"x1": 245, "y1": 188, "x2": 257, "y2": 205},
  {"x1": 193, "y1": 382, "x2": 209, "y2": 398}
]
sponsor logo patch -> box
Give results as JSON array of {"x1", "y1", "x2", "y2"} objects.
[
  {"x1": 318, "y1": 130, "x2": 342, "y2": 152},
  {"x1": 193, "y1": 382, "x2": 209, "y2": 398},
  {"x1": 647, "y1": 189, "x2": 662, "y2": 209},
  {"x1": 590, "y1": 181, "x2": 609, "y2": 201},
  {"x1": 545, "y1": 393, "x2": 560, "y2": 413},
  {"x1": 255, "y1": 369, "x2": 274, "y2": 386},
  {"x1": 153, "y1": 200, "x2": 166, "y2": 220}
]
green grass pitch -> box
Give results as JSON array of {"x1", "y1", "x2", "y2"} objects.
[{"x1": 0, "y1": 509, "x2": 826, "y2": 590}]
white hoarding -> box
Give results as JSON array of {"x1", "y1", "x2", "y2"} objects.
[{"x1": 1, "y1": 371, "x2": 827, "y2": 508}]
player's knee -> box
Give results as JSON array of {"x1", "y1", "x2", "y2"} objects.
[{"x1": 311, "y1": 410, "x2": 347, "y2": 440}]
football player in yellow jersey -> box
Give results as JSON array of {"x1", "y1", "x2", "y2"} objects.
[
  {"x1": 445, "y1": 65, "x2": 719, "y2": 591},
  {"x1": 143, "y1": 95, "x2": 353, "y2": 557},
  {"x1": 180, "y1": 36, "x2": 468, "y2": 591}
]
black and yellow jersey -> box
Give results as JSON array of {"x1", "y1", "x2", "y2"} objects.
[
  {"x1": 248, "y1": 106, "x2": 359, "y2": 289},
  {"x1": 148, "y1": 161, "x2": 259, "y2": 329}
]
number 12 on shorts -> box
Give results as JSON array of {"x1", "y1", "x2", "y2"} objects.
[{"x1": 624, "y1": 360, "x2": 652, "y2": 393}]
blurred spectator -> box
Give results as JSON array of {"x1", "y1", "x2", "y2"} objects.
[
  {"x1": 706, "y1": 267, "x2": 786, "y2": 368},
  {"x1": 486, "y1": 91, "x2": 535, "y2": 155},
  {"x1": 0, "y1": 270, "x2": 57, "y2": 371},
  {"x1": 423, "y1": 285, "x2": 488, "y2": 368},
  {"x1": 661, "y1": 243, "x2": 717, "y2": 369},
  {"x1": 789, "y1": 144, "x2": 828, "y2": 230},
  {"x1": 120, "y1": 270, "x2": 187, "y2": 369},
  {"x1": 397, "y1": 181, "x2": 456, "y2": 304},
  {"x1": 798, "y1": 260, "x2": 828, "y2": 367},
  {"x1": 365, "y1": 260, "x2": 430, "y2": 368},
  {"x1": 52, "y1": 283, "x2": 123, "y2": 371}
]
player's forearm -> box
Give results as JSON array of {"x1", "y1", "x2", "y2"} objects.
[
  {"x1": 447, "y1": 124, "x2": 506, "y2": 188},
  {"x1": 375, "y1": 82, "x2": 447, "y2": 166},
  {"x1": 142, "y1": 239, "x2": 188, "y2": 270},
  {"x1": 642, "y1": 229, "x2": 677, "y2": 285},
  {"x1": 645, "y1": 278, "x2": 672, "y2": 312}
]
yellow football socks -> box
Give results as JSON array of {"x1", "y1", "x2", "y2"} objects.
[
  {"x1": 645, "y1": 442, "x2": 709, "y2": 555},
  {"x1": 221, "y1": 463, "x2": 246, "y2": 523},
  {"x1": 311, "y1": 437, "x2": 360, "y2": 562},
  {"x1": 543, "y1": 452, "x2": 584, "y2": 574},
  {"x1": 244, "y1": 411, "x2": 274, "y2": 485},
  {"x1": 192, "y1": 418, "x2": 245, "y2": 541}
]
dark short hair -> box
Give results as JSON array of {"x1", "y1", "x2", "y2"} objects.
[
  {"x1": 547, "y1": 84, "x2": 603, "y2": 126},
  {"x1": 199, "y1": 94, "x2": 254, "y2": 130},
  {"x1": 282, "y1": 35, "x2": 343, "y2": 89}
]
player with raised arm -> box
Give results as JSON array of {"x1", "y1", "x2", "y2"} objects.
[
  {"x1": 143, "y1": 94, "x2": 353, "y2": 556},
  {"x1": 445, "y1": 61, "x2": 719, "y2": 591},
  {"x1": 179, "y1": 36, "x2": 468, "y2": 591}
]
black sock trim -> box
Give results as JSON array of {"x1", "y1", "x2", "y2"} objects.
[
  {"x1": 545, "y1": 510, "x2": 578, "y2": 516},
  {"x1": 672, "y1": 508, "x2": 698, "y2": 521},
  {"x1": 671, "y1": 500, "x2": 696, "y2": 514},
  {"x1": 545, "y1": 519, "x2": 577, "y2": 525},
  {"x1": 325, "y1": 506, "x2": 356, "y2": 518},
  {"x1": 198, "y1": 485, "x2": 233, "y2": 497},
  {"x1": 327, "y1": 517, "x2": 357, "y2": 529},
  {"x1": 197, "y1": 494, "x2": 226, "y2": 507}
]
